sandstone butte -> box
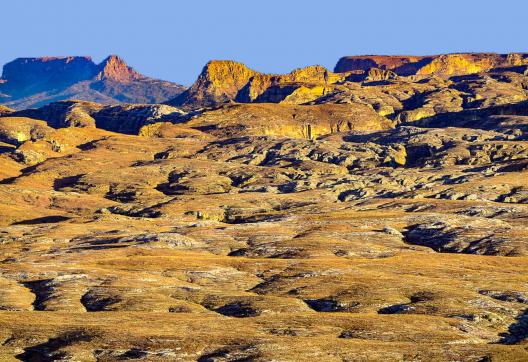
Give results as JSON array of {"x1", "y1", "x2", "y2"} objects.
[
  {"x1": 168, "y1": 60, "x2": 346, "y2": 109},
  {"x1": 1, "y1": 53, "x2": 528, "y2": 361},
  {"x1": 334, "y1": 52, "x2": 528, "y2": 76}
]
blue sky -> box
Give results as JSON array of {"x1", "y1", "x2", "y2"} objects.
[{"x1": 1, "y1": 0, "x2": 527, "y2": 85}]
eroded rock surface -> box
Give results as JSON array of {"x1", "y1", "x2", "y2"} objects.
[{"x1": 1, "y1": 55, "x2": 528, "y2": 361}]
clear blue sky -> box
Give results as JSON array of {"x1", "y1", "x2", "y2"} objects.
[{"x1": 1, "y1": 0, "x2": 527, "y2": 85}]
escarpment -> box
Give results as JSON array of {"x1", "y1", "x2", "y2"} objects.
[{"x1": 335, "y1": 53, "x2": 528, "y2": 77}]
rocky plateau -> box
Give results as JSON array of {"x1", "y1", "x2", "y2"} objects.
[{"x1": 1, "y1": 53, "x2": 528, "y2": 361}]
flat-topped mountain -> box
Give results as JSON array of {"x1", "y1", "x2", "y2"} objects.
[
  {"x1": 0, "y1": 55, "x2": 186, "y2": 109},
  {"x1": 335, "y1": 53, "x2": 528, "y2": 76}
]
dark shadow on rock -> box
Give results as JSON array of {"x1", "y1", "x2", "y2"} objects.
[
  {"x1": 22, "y1": 279, "x2": 54, "y2": 311},
  {"x1": 214, "y1": 302, "x2": 259, "y2": 318},
  {"x1": 304, "y1": 298, "x2": 349, "y2": 312},
  {"x1": 378, "y1": 303, "x2": 415, "y2": 314},
  {"x1": 0, "y1": 144, "x2": 16, "y2": 153},
  {"x1": 119, "y1": 348, "x2": 148, "y2": 360},
  {"x1": 0, "y1": 176, "x2": 17, "y2": 185},
  {"x1": 12, "y1": 215, "x2": 71, "y2": 225},
  {"x1": 198, "y1": 344, "x2": 259, "y2": 362},
  {"x1": 15, "y1": 330, "x2": 93, "y2": 361},
  {"x1": 81, "y1": 291, "x2": 121, "y2": 312},
  {"x1": 499, "y1": 308, "x2": 528, "y2": 344},
  {"x1": 53, "y1": 174, "x2": 84, "y2": 191}
]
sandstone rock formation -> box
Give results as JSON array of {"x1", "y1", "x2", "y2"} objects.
[
  {"x1": 168, "y1": 60, "x2": 345, "y2": 109},
  {"x1": 334, "y1": 55, "x2": 434, "y2": 75},
  {"x1": 13, "y1": 100, "x2": 185, "y2": 134},
  {"x1": 166, "y1": 53, "x2": 528, "y2": 133},
  {"x1": 1, "y1": 54, "x2": 528, "y2": 361},
  {"x1": 335, "y1": 53, "x2": 528, "y2": 76},
  {"x1": 0, "y1": 105, "x2": 14, "y2": 116},
  {"x1": 183, "y1": 103, "x2": 393, "y2": 139}
]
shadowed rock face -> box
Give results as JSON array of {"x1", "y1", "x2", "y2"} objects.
[
  {"x1": 2, "y1": 55, "x2": 528, "y2": 361},
  {"x1": 335, "y1": 55, "x2": 435, "y2": 76},
  {"x1": 0, "y1": 55, "x2": 186, "y2": 109},
  {"x1": 12, "y1": 100, "x2": 186, "y2": 134}
]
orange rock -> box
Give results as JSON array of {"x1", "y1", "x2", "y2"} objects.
[{"x1": 169, "y1": 61, "x2": 345, "y2": 109}]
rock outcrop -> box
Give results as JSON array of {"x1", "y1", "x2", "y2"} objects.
[
  {"x1": 13, "y1": 100, "x2": 185, "y2": 134},
  {"x1": 168, "y1": 60, "x2": 345, "y2": 109},
  {"x1": 184, "y1": 103, "x2": 393, "y2": 139},
  {"x1": 168, "y1": 53, "x2": 528, "y2": 118},
  {"x1": 169, "y1": 60, "x2": 258, "y2": 108},
  {"x1": 335, "y1": 53, "x2": 528, "y2": 77},
  {"x1": 335, "y1": 55, "x2": 434, "y2": 76},
  {"x1": 0, "y1": 105, "x2": 14, "y2": 116}
]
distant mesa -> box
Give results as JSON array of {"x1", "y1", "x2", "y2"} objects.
[
  {"x1": 334, "y1": 55, "x2": 433, "y2": 76},
  {"x1": 0, "y1": 55, "x2": 185, "y2": 109},
  {"x1": 334, "y1": 53, "x2": 528, "y2": 76}
]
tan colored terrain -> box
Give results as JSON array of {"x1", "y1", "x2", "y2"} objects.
[{"x1": 1, "y1": 54, "x2": 528, "y2": 361}]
